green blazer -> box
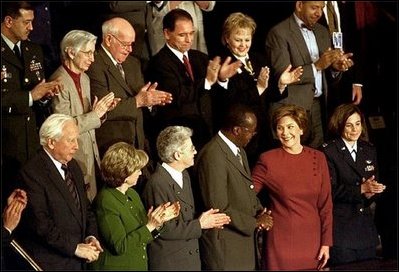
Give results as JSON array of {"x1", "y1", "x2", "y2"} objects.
[{"x1": 90, "y1": 187, "x2": 153, "y2": 271}]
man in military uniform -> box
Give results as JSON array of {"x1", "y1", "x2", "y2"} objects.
[{"x1": 1, "y1": 1, "x2": 63, "y2": 200}]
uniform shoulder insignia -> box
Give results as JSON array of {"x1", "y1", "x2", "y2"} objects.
[{"x1": 321, "y1": 139, "x2": 335, "y2": 149}]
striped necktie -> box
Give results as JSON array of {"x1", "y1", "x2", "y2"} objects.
[{"x1": 61, "y1": 164, "x2": 81, "y2": 210}]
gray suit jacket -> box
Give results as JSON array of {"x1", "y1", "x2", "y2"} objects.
[
  {"x1": 266, "y1": 14, "x2": 335, "y2": 111},
  {"x1": 142, "y1": 164, "x2": 202, "y2": 271},
  {"x1": 86, "y1": 47, "x2": 145, "y2": 155},
  {"x1": 195, "y1": 134, "x2": 263, "y2": 270},
  {"x1": 50, "y1": 66, "x2": 101, "y2": 201}
]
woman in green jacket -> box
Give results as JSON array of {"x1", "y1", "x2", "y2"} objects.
[{"x1": 90, "y1": 142, "x2": 179, "y2": 270}]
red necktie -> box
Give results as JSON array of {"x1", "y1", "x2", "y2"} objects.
[{"x1": 183, "y1": 54, "x2": 194, "y2": 81}]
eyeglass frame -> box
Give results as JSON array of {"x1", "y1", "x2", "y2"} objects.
[
  {"x1": 79, "y1": 49, "x2": 95, "y2": 58},
  {"x1": 110, "y1": 34, "x2": 134, "y2": 50}
]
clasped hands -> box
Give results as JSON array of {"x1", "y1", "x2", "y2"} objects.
[
  {"x1": 206, "y1": 56, "x2": 242, "y2": 85},
  {"x1": 199, "y1": 208, "x2": 231, "y2": 229},
  {"x1": 31, "y1": 77, "x2": 64, "y2": 101},
  {"x1": 315, "y1": 48, "x2": 354, "y2": 72},
  {"x1": 256, "y1": 208, "x2": 273, "y2": 231},
  {"x1": 361, "y1": 175, "x2": 386, "y2": 199},
  {"x1": 92, "y1": 92, "x2": 121, "y2": 118},
  {"x1": 75, "y1": 237, "x2": 103, "y2": 263},
  {"x1": 135, "y1": 82, "x2": 173, "y2": 108},
  {"x1": 146, "y1": 201, "x2": 181, "y2": 231}
]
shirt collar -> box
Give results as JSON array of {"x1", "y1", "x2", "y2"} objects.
[
  {"x1": 101, "y1": 44, "x2": 119, "y2": 66},
  {"x1": 1, "y1": 33, "x2": 20, "y2": 51},
  {"x1": 218, "y1": 131, "x2": 240, "y2": 156},
  {"x1": 166, "y1": 43, "x2": 187, "y2": 63},
  {"x1": 161, "y1": 162, "x2": 183, "y2": 188},
  {"x1": 342, "y1": 138, "x2": 357, "y2": 153}
]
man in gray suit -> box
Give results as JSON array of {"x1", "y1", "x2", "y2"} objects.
[
  {"x1": 142, "y1": 126, "x2": 231, "y2": 270},
  {"x1": 265, "y1": 1, "x2": 354, "y2": 148},
  {"x1": 196, "y1": 104, "x2": 273, "y2": 270}
]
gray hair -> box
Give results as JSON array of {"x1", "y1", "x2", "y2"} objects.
[
  {"x1": 157, "y1": 126, "x2": 193, "y2": 163},
  {"x1": 39, "y1": 114, "x2": 75, "y2": 146},
  {"x1": 60, "y1": 29, "x2": 97, "y2": 61}
]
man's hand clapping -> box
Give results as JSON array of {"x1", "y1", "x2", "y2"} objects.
[{"x1": 135, "y1": 82, "x2": 173, "y2": 108}]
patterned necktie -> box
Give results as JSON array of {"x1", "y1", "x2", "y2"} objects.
[
  {"x1": 237, "y1": 149, "x2": 244, "y2": 166},
  {"x1": 13, "y1": 44, "x2": 22, "y2": 61},
  {"x1": 61, "y1": 164, "x2": 81, "y2": 210},
  {"x1": 182, "y1": 54, "x2": 194, "y2": 81},
  {"x1": 116, "y1": 63, "x2": 126, "y2": 81},
  {"x1": 327, "y1": 1, "x2": 338, "y2": 34}
]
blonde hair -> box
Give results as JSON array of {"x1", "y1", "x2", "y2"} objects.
[
  {"x1": 101, "y1": 142, "x2": 149, "y2": 188},
  {"x1": 221, "y1": 12, "x2": 256, "y2": 46}
]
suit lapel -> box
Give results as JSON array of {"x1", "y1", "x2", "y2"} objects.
[
  {"x1": 335, "y1": 139, "x2": 364, "y2": 177},
  {"x1": 215, "y1": 135, "x2": 252, "y2": 181},
  {"x1": 288, "y1": 16, "x2": 314, "y2": 64},
  {"x1": 40, "y1": 150, "x2": 83, "y2": 225},
  {"x1": 1, "y1": 38, "x2": 24, "y2": 69},
  {"x1": 158, "y1": 165, "x2": 193, "y2": 207},
  {"x1": 98, "y1": 48, "x2": 133, "y2": 95},
  {"x1": 164, "y1": 46, "x2": 192, "y2": 82}
]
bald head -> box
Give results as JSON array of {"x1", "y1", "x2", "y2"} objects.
[
  {"x1": 101, "y1": 17, "x2": 135, "y2": 63},
  {"x1": 102, "y1": 17, "x2": 134, "y2": 39}
]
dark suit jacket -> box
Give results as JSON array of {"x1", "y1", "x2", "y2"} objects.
[
  {"x1": 18, "y1": 149, "x2": 98, "y2": 270},
  {"x1": 145, "y1": 46, "x2": 214, "y2": 149},
  {"x1": 1, "y1": 38, "x2": 49, "y2": 188},
  {"x1": 321, "y1": 138, "x2": 380, "y2": 250},
  {"x1": 86, "y1": 46, "x2": 145, "y2": 156},
  {"x1": 142, "y1": 164, "x2": 202, "y2": 271},
  {"x1": 195, "y1": 134, "x2": 263, "y2": 270},
  {"x1": 214, "y1": 49, "x2": 287, "y2": 167},
  {"x1": 265, "y1": 14, "x2": 336, "y2": 112},
  {"x1": 319, "y1": 2, "x2": 365, "y2": 116}
]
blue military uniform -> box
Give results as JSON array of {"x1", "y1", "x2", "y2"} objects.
[{"x1": 321, "y1": 138, "x2": 380, "y2": 264}]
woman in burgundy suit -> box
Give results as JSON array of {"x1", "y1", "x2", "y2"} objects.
[{"x1": 252, "y1": 104, "x2": 333, "y2": 270}]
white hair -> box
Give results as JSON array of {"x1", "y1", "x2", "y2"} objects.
[
  {"x1": 60, "y1": 29, "x2": 97, "y2": 61},
  {"x1": 39, "y1": 114, "x2": 74, "y2": 146},
  {"x1": 156, "y1": 126, "x2": 193, "y2": 163}
]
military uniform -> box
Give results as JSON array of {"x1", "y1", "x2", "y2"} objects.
[
  {"x1": 1, "y1": 38, "x2": 49, "y2": 192},
  {"x1": 321, "y1": 138, "x2": 380, "y2": 264}
]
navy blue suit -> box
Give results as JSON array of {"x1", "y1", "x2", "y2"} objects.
[{"x1": 321, "y1": 138, "x2": 380, "y2": 264}]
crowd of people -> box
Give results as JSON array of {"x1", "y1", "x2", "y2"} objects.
[{"x1": 1, "y1": 1, "x2": 396, "y2": 271}]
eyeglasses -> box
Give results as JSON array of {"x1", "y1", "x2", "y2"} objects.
[
  {"x1": 179, "y1": 144, "x2": 196, "y2": 154},
  {"x1": 79, "y1": 50, "x2": 95, "y2": 58},
  {"x1": 110, "y1": 34, "x2": 134, "y2": 50},
  {"x1": 241, "y1": 126, "x2": 257, "y2": 136}
]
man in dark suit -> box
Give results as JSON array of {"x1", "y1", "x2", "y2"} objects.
[
  {"x1": 142, "y1": 125, "x2": 231, "y2": 270},
  {"x1": 318, "y1": 1, "x2": 363, "y2": 121},
  {"x1": 87, "y1": 17, "x2": 172, "y2": 157},
  {"x1": 265, "y1": 1, "x2": 354, "y2": 148},
  {"x1": 17, "y1": 114, "x2": 103, "y2": 270},
  {"x1": 1, "y1": 1, "x2": 63, "y2": 201},
  {"x1": 145, "y1": 8, "x2": 241, "y2": 152},
  {"x1": 195, "y1": 104, "x2": 273, "y2": 270}
]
